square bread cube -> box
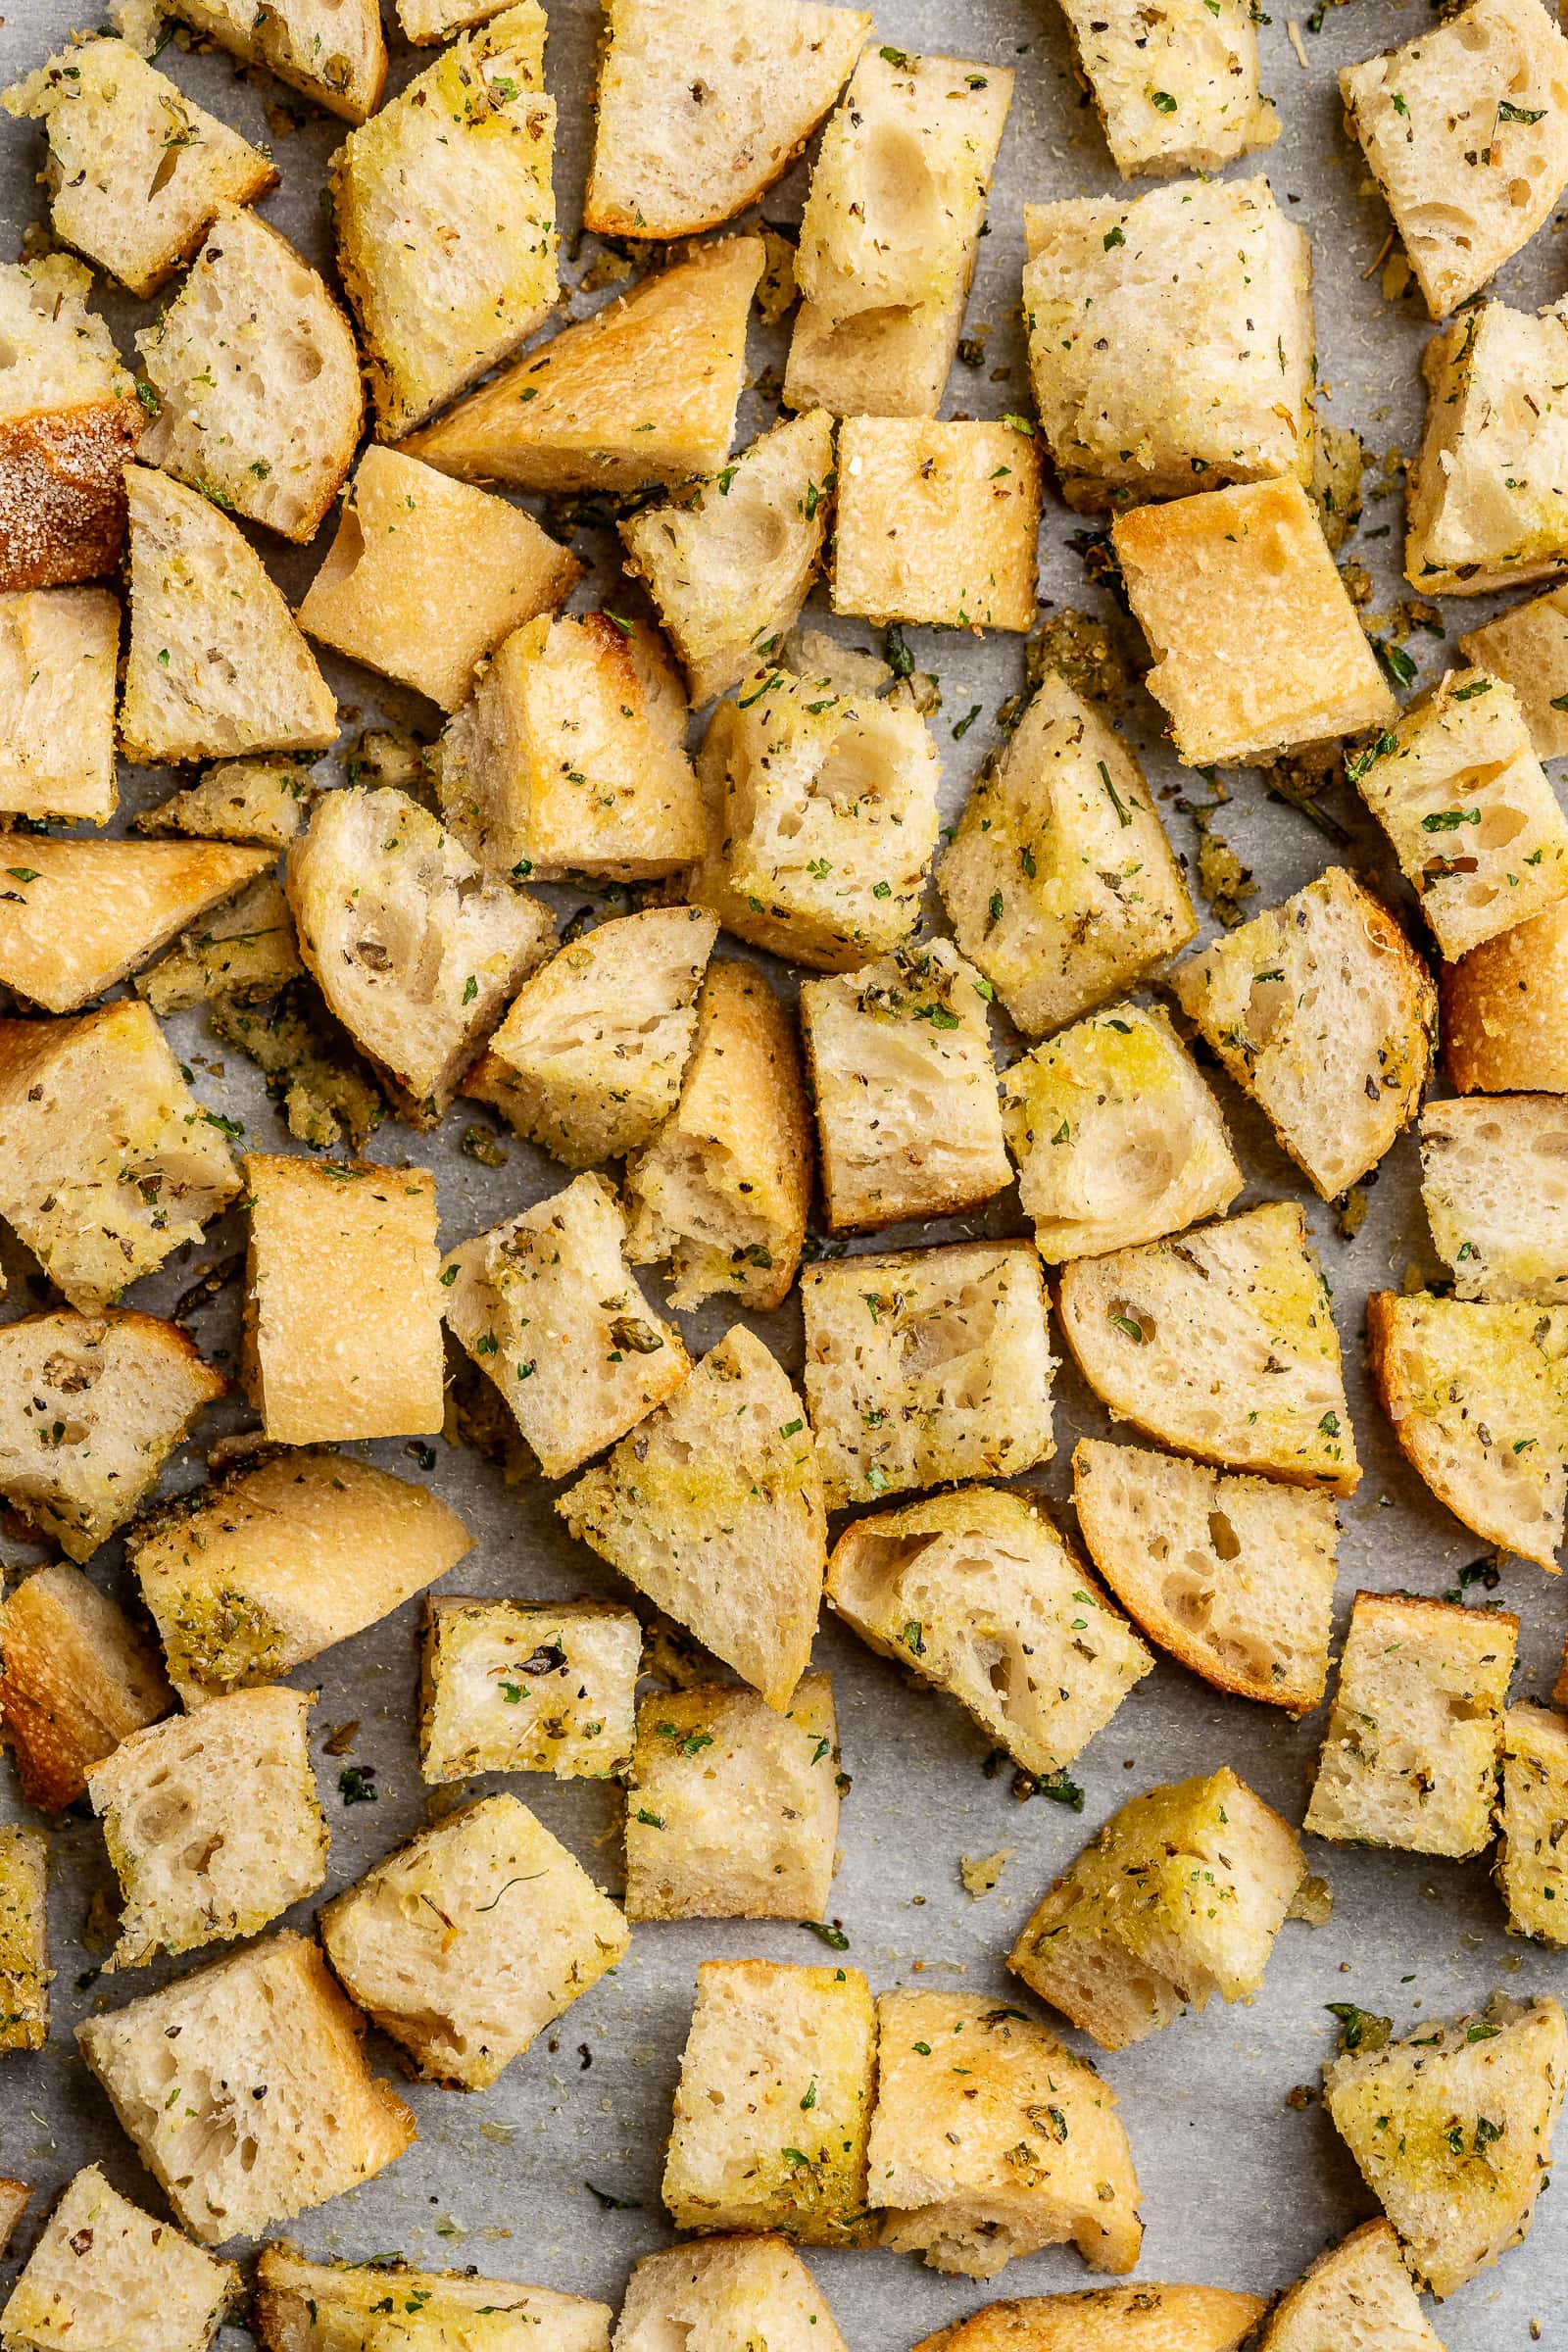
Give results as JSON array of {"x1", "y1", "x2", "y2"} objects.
[
  {"x1": 0, "y1": 1562, "x2": 171, "y2": 1812},
  {"x1": 1499, "y1": 1702, "x2": 1568, "y2": 1942},
  {"x1": 75, "y1": 1932, "x2": 416, "y2": 2244},
  {"x1": 1406, "y1": 298, "x2": 1568, "y2": 594},
  {"x1": 867, "y1": 1991, "x2": 1142, "y2": 2278},
  {"x1": 800, "y1": 939, "x2": 1010, "y2": 1231},
  {"x1": 558, "y1": 1325, "x2": 827, "y2": 1710},
  {"x1": 244, "y1": 1155, "x2": 445, "y2": 1445},
  {"x1": 87, "y1": 1687, "x2": 327, "y2": 1971},
  {"x1": 441, "y1": 1174, "x2": 690, "y2": 1480},
  {"x1": 783, "y1": 290, "x2": 971, "y2": 422},
  {"x1": 253, "y1": 2245, "x2": 612, "y2": 2352},
  {"x1": 802, "y1": 1242, "x2": 1054, "y2": 1508},
  {"x1": 1305, "y1": 1590, "x2": 1517, "y2": 1856},
  {"x1": 1340, "y1": 0, "x2": 1568, "y2": 320},
  {"x1": 420, "y1": 1597, "x2": 642, "y2": 1782},
  {"x1": 831, "y1": 419, "x2": 1040, "y2": 631},
  {"x1": 1460, "y1": 585, "x2": 1568, "y2": 756},
  {"x1": 688, "y1": 664, "x2": 942, "y2": 970},
  {"x1": 437, "y1": 613, "x2": 704, "y2": 880},
  {"x1": 1023, "y1": 178, "x2": 1313, "y2": 509},
  {"x1": 1007, "y1": 1768, "x2": 1306, "y2": 2052},
  {"x1": 1350, "y1": 669, "x2": 1568, "y2": 958},
  {"x1": 1170, "y1": 864, "x2": 1436, "y2": 1200},
  {"x1": 0, "y1": 2168, "x2": 237, "y2": 2352},
  {"x1": 1002, "y1": 1003, "x2": 1240, "y2": 1261},
  {"x1": 297, "y1": 447, "x2": 580, "y2": 715},
  {"x1": 1056, "y1": 0, "x2": 1276, "y2": 174},
  {"x1": 0, "y1": 254, "x2": 141, "y2": 595},
  {"x1": 1441, "y1": 897, "x2": 1568, "y2": 1092},
  {"x1": 826, "y1": 1485, "x2": 1151, "y2": 1777},
  {"x1": 130, "y1": 1450, "x2": 471, "y2": 1706},
  {"x1": 663, "y1": 1960, "x2": 876, "y2": 2244},
  {"x1": 1421, "y1": 1095, "x2": 1568, "y2": 1301},
  {"x1": 0, "y1": 1828, "x2": 47, "y2": 2052},
  {"x1": 938, "y1": 672, "x2": 1196, "y2": 1035},
  {"x1": 1113, "y1": 477, "x2": 1396, "y2": 764},
  {"x1": 624, "y1": 1674, "x2": 840, "y2": 1922},
  {"x1": 320, "y1": 1793, "x2": 629, "y2": 2089},
  {"x1": 0, "y1": 588, "x2": 119, "y2": 821},
  {"x1": 615, "y1": 2238, "x2": 849, "y2": 2352}
]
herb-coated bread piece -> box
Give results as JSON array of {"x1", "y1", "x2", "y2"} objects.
[
  {"x1": 914, "y1": 2287, "x2": 1265, "y2": 2352},
  {"x1": 0, "y1": 2182, "x2": 26, "y2": 2263},
  {"x1": 1420, "y1": 1096, "x2": 1568, "y2": 1301},
  {"x1": 1406, "y1": 298, "x2": 1568, "y2": 594},
  {"x1": 1459, "y1": 585, "x2": 1568, "y2": 757},
  {"x1": 585, "y1": 0, "x2": 869, "y2": 237},
  {"x1": 134, "y1": 873, "x2": 300, "y2": 1016},
  {"x1": 615, "y1": 2238, "x2": 850, "y2": 2352},
  {"x1": 825, "y1": 1485, "x2": 1152, "y2": 1777},
  {"x1": 1441, "y1": 897, "x2": 1568, "y2": 1090},
  {"x1": 0, "y1": 2168, "x2": 238, "y2": 2352},
  {"x1": 129, "y1": 1450, "x2": 471, "y2": 1706},
  {"x1": 0, "y1": 837, "x2": 273, "y2": 1015},
  {"x1": 0, "y1": 1829, "x2": 47, "y2": 2053},
  {"x1": 160, "y1": 0, "x2": 385, "y2": 121},
  {"x1": 1058, "y1": 1202, "x2": 1358, "y2": 1491},
  {"x1": 0, "y1": 586, "x2": 119, "y2": 820},
  {"x1": 1323, "y1": 1995, "x2": 1566, "y2": 2298},
  {"x1": 321, "y1": 1793, "x2": 628, "y2": 2089},
  {"x1": 134, "y1": 756, "x2": 318, "y2": 850},
  {"x1": 252, "y1": 2245, "x2": 612, "y2": 2352},
  {"x1": 1072, "y1": 1440, "x2": 1338, "y2": 1712},
  {"x1": 1170, "y1": 864, "x2": 1435, "y2": 1200},
  {"x1": 405, "y1": 240, "x2": 763, "y2": 493},
  {"x1": 782, "y1": 286, "x2": 970, "y2": 420},
  {"x1": 1304, "y1": 1590, "x2": 1516, "y2": 1856},
  {"x1": 939, "y1": 671, "x2": 1196, "y2": 1034},
  {"x1": 76, "y1": 1931, "x2": 416, "y2": 2245},
  {"x1": 88, "y1": 1687, "x2": 326, "y2": 1971},
  {"x1": 1255, "y1": 2220, "x2": 1446, "y2": 2352},
  {"x1": 831, "y1": 417, "x2": 1040, "y2": 631},
  {"x1": 1367, "y1": 1291, "x2": 1568, "y2": 1566},
  {"x1": 559, "y1": 1326, "x2": 826, "y2": 1710},
  {"x1": 1497, "y1": 1702, "x2": 1568, "y2": 1942},
  {"x1": 1007, "y1": 1768, "x2": 1306, "y2": 2051},
  {"x1": 1056, "y1": 0, "x2": 1276, "y2": 172},
  {"x1": 0, "y1": 256, "x2": 140, "y2": 595},
  {"x1": 662, "y1": 1960, "x2": 877, "y2": 2244},
  {"x1": 625, "y1": 1675, "x2": 840, "y2": 1923},
  {"x1": 0, "y1": 1561, "x2": 172, "y2": 1812},
  {"x1": 868, "y1": 1990, "x2": 1142, "y2": 2278},
  {"x1": 420, "y1": 1597, "x2": 641, "y2": 1783}
]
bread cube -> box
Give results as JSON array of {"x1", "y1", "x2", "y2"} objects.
[
  {"x1": 1460, "y1": 585, "x2": 1568, "y2": 757},
  {"x1": 1113, "y1": 477, "x2": 1395, "y2": 764},
  {"x1": 405, "y1": 240, "x2": 763, "y2": 494},
  {"x1": 688, "y1": 664, "x2": 941, "y2": 969},
  {"x1": 320, "y1": 1793, "x2": 629, "y2": 2089},
  {"x1": 1323, "y1": 1995, "x2": 1566, "y2": 2298},
  {"x1": 783, "y1": 293, "x2": 972, "y2": 422},
  {"x1": 1370, "y1": 1291, "x2": 1568, "y2": 1565},
  {"x1": 803, "y1": 1242, "x2": 1054, "y2": 1508},
  {"x1": 1007, "y1": 1769, "x2": 1306, "y2": 2052},
  {"x1": 1341, "y1": 0, "x2": 1568, "y2": 320},
  {"x1": 825, "y1": 1485, "x2": 1152, "y2": 1777},
  {"x1": 1256, "y1": 2221, "x2": 1444, "y2": 2352},
  {"x1": 1497, "y1": 1703, "x2": 1568, "y2": 1942},
  {"x1": 1172, "y1": 865, "x2": 1436, "y2": 1200},
  {"x1": 1407, "y1": 298, "x2": 1568, "y2": 594},
  {"x1": 1057, "y1": 1201, "x2": 1358, "y2": 1492},
  {"x1": 1023, "y1": 178, "x2": 1313, "y2": 510},
  {"x1": 0, "y1": 588, "x2": 118, "y2": 821},
  {"x1": 868, "y1": 1990, "x2": 1142, "y2": 2278},
  {"x1": 626, "y1": 958, "x2": 811, "y2": 1312},
  {"x1": 420, "y1": 1597, "x2": 641, "y2": 1782},
  {"x1": 135, "y1": 874, "x2": 301, "y2": 1017},
  {"x1": 1421, "y1": 1096, "x2": 1568, "y2": 1301},
  {"x1": 1072, "y1": 1440, "x2": 1337, "y2": 1713},
  {"x1": 0, "y1": 256, "x2": 141, "y2": 594},
  {"x1": 135, "y1": 755, "x2": 318, "y2": 850},
  {"x1": 130, "y1": 1450, "x2": 471, "y2": 1705},
  {"x1": 441, "y1": 1174, "x2": 690, "y2": 1479},
  {"x1": 2, "y1": 40, "x2": 275, "y2": 300},
  {"x1": 0, "y1": 1828, "x2": 47, "y2": 2053},
  {"x1": 800, "y1": 940, "x2": 1010, "y2": 1231},
  {"x1": 1351, "y1": 670, "x2": 1568, "y2": 959},
  {"x1": 287, "y1": 785, "x2": 555, "y2": 1121},
  {"x1": 1003, "y1": 1004, "x2": 1240, "y2": 1261},
  {"x1": 1305, "y1": 1589, "x2": 1515, "y2": 1856},
  {"x1": 616, "y1": 2239, "x2": 849, "y2": 2352},
  {"x1": 831, "y1": 418, "x2": 1039, "y2": 631},
  {"x1": 297, "y1": 447, "x2": 579, "y2": 715},
  {"x1": 135, "y1": 208, "x2": 362, "y2": 545},
  {"x1": 620, "y1": 411, "x2": 836, "y2": 706},
  {"x1": 586, "y1": 0, "x2": 869, "y2": 237},
  {"x1": 253, "y1": 2246, "x2": 612, "y2": 2352},
  {"x1": 559, "y1": 1326, "x2": 826, "y2": 1709},
  {"x1": 0, "y1": 1002, "x2": 241, "y2": 1312},
  {"x1": 1, "y1": 2168, "x2": 237, "y2": 2352},
  {"x1": 1442, "y1": 897, "x2": 1568, "y2": 1091},
  {"x1": 436, "y1": 613, "x2": 703, "y2": 880},
  {"x1": 625, "y1": 1674, "x2": 840, "y2": 1922},
  {"x1": 938, "y1": 672, "x2": 1196, "y2": 1035},
  {"x1": 1057, "y1": 0, "x2": 1276, "y2": 173},
  {"x1": 921, "y1": 2288, "x2": 1264, "y2": 2352},
  {"x1": 0, "y1": 837, "x2": 274, "y2": 1016},
  {"x1": 663, "y1": 1960, "x2": 876, "y2": 2244},
  {"x1": 0, "y1": 1561, "x2": 172, "y2": 1812},
  {"x1": 76, "y1": 1931, "x2": 416, "y2": 2245},
  {"x1": 331, "y1": 7, "x2": 557, "y2": 436}
]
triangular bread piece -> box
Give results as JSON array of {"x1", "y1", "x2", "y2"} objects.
[
  {"x1": 915, "y1": 2285, "x2": 1265, "y2": 2352},
  {"x1": 404, "y1": 238, "x2": 764, "y2": 493},
  {"x1": 162, "y1": 0, "x2": 385, "y2": 122},
  {"x1": 584, "y1": 0, "x2": 870, "y2": 237},
  {"x1": 0, "y1": 837, "x2": 273, "y2": 1012},
  {"x1": 120, "y1": 467, "x2": 337, "y2": 764},
  {"x1": 1257, "y1": 2221, "x2": 1446, "y2": 2352}
]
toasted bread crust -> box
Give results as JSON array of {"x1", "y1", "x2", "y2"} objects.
[{"x1": 0, "y1": 400, "x2": 141, "y2": 591}]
